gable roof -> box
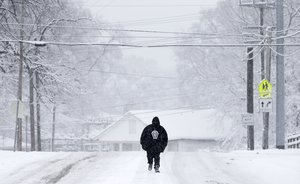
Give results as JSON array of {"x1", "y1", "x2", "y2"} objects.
[
  {"x1": 93, "y1": 112, "x2": 146, "y2": 140},
  {"x1": 94, "y1": 108, "x2": 233, "y2": 141}
]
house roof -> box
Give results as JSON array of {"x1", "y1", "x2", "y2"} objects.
[
  {"x1": 93, "y1": 112, "x2": 147, "y2": 141},
  {"x1": 128, "y1": 109, "x2": 233, "y2": 140},
  {"x1": 95, "y1": 108, "x2": 233, "y2": 141}
]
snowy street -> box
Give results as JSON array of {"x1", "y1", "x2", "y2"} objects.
[
  {"x1": 0, "y1": 150, "x2": 299, "y2": 184},
  {"x1": 1, "y1": 1, "x2": 300, "y2": 184}
]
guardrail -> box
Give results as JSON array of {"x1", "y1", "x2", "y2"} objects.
[{"x1": 287, "y1": 133, "x2": 300, "y2": 149}]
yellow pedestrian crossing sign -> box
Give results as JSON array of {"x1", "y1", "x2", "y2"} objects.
[{"x1": 258, "y1": 79, "x2": 272, "y2": 98}]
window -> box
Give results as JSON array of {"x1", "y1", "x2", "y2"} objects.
[
  {"x1": 113, "y1": 143, "x2": 119, "y2": 151},
  {"x1": 123, "y1": 143, "x2": 133, "y2": 151}
]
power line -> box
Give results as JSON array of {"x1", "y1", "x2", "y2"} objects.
[
  {"x1": 80, "y1": 5, "x2": 215, "y2": 7},
  {"x1": 268, "y1": 45, "x2": 300, "y2": 57},
  {"x1": 30, "y1": 35, "x2": 243, "y2": 39},
  {"x1": 101, "y1": 16, "x2": 200, "y2": 27},
  {"x1": 72, "y1": 3, "x2": 216, "y2": 8},
  {"x1": 56, "y1": 93, "x2": 209, "y2": 113},
  {"x1": 53, "y1": 106, "x2": 212, "y2": 123},
  {"x1": 147, "y1": 43, "x2": 300, "y2": 47},
  {"x1": 49, "y1": 63, "x2": 223, "y2": 82},
  {"x1": 4, "y1": 39, "x2": 300, "y2": 47},
  {"x1": 107, "y1": 13, "x2": 200, "y2": 24},
  {"x1": 0, "y1": 23, "x2": 245, "y2": 36}
]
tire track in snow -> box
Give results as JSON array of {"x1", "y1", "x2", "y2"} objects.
[
  {"x1": 7, "y1": 153, "x2": 68, "y2": 178},
  {"x1": 43, "y1": 154, "x2": 97, "y2": 184},
  {"x1": 55, "y1": 152, "x2": 138, "y2": 184},
  {"x1": 2, "y1": 153, "x2": 96, "y2": 184}
]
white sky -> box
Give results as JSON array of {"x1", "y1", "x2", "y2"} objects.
[{"x1": 77, "y1": 0, "x2": 222, "y2": 74}]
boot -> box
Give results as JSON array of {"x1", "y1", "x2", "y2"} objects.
[
  {"x1": 154, "y1": 165, "x2": 160, "y2": 173},
  {"x1": 148, "y1": 163, "x2": 153, "y2": 171}
]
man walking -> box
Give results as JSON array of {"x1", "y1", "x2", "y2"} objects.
[{"x1": 140, "y1": 116, "x2": 168, "y2": 173}]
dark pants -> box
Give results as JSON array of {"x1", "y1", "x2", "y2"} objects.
[{"x1": 147, "y1": 150, "x2": 160, "y2": 167}]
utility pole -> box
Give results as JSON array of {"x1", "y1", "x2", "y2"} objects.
[
  {"x1": 36, "y1": 72, "x2": 41, "y2": 151},
  {"x1": 276, "y1": 0, "x2": 285, "y2": 149},
  {"x1": 259, "y1": 2, "x2": 271, "y2": 150},
  {"x1": 240, "y1": 0, "x2": 275, "y2": 150},
  {"x1": 262, "y1": 27, "x2": 272, "y2": 149},
  {"x1": 25, "y1": 115, "x2": 28, "y2": 152},
  {"x1": 29, "y1": 68, "x2": 35, "y2": 151},
  {"x1": 51, "y1": 104, "x2": 56, "y2": 152},
  {"x1": 259, "y1": 4, "x2": 265, "y2": 80},
  {"x1": 247, "y1": 47, "x2": 254, "y2": 150},
  {"x1": 18, "y1": 118, "x2": 22, "y2": 151},
  {"x1": 14, "y1": 0, "x2": 25, "y2": 152}
]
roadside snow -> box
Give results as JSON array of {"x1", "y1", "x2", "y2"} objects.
[
  {"x1": 0, "y1": 151, "x2": 96, "y2": 184},
  {"x1": 215, "y1": 149, "x2": 300, "y2": 184},
  {"x1": 0, "y1": 149, "x2": 299, "y2": 184}
]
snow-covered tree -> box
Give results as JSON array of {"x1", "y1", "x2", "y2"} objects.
[{"x1": 174, "y1": 0, "x2": 300, "y2": 149}]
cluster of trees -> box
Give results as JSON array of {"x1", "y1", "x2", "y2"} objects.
[
  {"x1": 174, "y1": 0, "x2": 300, "y2": 149},
  {"x1": 0, "y1": 0, "x2": 124, "y2": 150},
  {"x1": 0, "y1": 0, "x2": 180, "y2": 151}
]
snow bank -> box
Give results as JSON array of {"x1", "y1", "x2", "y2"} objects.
[{"x1": 213, "y1": 149, "x2": 300, "y2": 184}]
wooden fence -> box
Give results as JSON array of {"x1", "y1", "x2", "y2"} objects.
[{"x1": 287, "y1": 133, "x2": 300, "y2": 149}]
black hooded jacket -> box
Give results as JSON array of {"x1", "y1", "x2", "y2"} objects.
[{"x1": 140, "y1": 117, "x2": 168, "y2": 153}]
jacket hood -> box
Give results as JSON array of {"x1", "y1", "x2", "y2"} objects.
[{"x1": 152, "y1": 116, "x2": 160, "y2": 126}]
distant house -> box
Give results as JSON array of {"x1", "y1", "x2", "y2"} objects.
[
  {"x1": 93, "y1": 112, "x2": 147, "y2": 151},
  {"x1": 94, "y1": 109, "x2": 233, "y2": 152}
]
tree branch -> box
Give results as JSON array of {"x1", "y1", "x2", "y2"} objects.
[{"x1": 38, "y1": 17, "x2": 92, "y2": 41}]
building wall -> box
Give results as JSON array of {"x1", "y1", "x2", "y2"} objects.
[
  {"x1": 167, "y1": 141, "x2": 179, "y2": 151},
  {"x1": 97, "y1": 139, "x2": 221, "y2": 152},
  {"x1": 97, "y1": 115, "x2": 146, "y2": 142},
  {"x1": 100, "y1": 141, "x2": 141, "y2": 151}
]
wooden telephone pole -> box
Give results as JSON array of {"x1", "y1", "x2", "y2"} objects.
[
  {"x1": 51, "y1": 104, "x2": 56, "y2": 152},
  {"x1": 247, "y1": 47, "x2": 254, "y2": 150},
  {"x1": 262, "y1": 27, "x2": 272, "y2": 149},
  {"x1": 240, "y1": 0, "x2": 275, "y2": 150},
  {"x1": 275, "y1": 0, "x2": 285, "y2": 149},
  {"x1": 14, "y1": 0, "x2": 25, "y2": 152}
]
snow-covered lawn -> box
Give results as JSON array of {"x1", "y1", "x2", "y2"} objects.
[{"x1": 0, "y1": 149, "x2": 299, "y2": 184}]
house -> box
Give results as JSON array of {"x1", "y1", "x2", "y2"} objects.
[
  {"x1": 94, "y1": 109, "x2": 233, "y2": 152},
  {"x1": 93, "y1": 112, "x2": 147, "y2": 151}
]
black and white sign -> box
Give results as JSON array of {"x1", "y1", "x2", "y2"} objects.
[
  {"x1": 242, "y1": 114, "x2": 254, "y2": 126},
  {"x1": 259, "y1": 98, "x2": 273, "y2": 112}
]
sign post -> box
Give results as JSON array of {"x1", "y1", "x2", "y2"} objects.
[{"x1": 258, "y1": 79, "x2": 273, "y2": 149}]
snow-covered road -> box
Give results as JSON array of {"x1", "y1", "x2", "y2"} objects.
[{"x1": 0, "y1": 150, "x2": 299, "y2": 184}]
